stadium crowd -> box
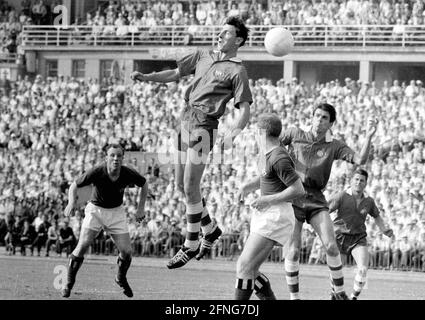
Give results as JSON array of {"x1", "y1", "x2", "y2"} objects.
[
  {"x1": 6, "y1": 0, "x2": 425, "y2": 51},
  {"x1": 85, "y1": 0, "x2": 425, "y2": 27},
  {"x1": 0, "y1": 71, "x2": 424, "y2": 271}
]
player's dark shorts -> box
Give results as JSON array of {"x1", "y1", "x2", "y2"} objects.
[
  {"x1": 292, "y1": 188, "x2": 329, "y2": 224},
  {"x1": 176, "y1": 105, "x2": 218, "y2": 155},
  {"x1": 335, "y1": 232, "x2": 367, "y2": 256}
]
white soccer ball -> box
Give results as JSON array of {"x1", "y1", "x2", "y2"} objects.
[{"x1": 264, "y1": 27, "x2": 294, "y2": 57}]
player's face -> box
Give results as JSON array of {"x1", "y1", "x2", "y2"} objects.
[
  {"x1": 106, "y1": 147, "x2": 124, "y2": 172},
  {"x1": 351, "y1": 174, "x2": 367, "y2": 193},
  {"x1": 217, "y1": 24, "x2": 241, "y2": 53},
  {"x1": 312, "y1": 108, "x2": 332, "y2": 134}
]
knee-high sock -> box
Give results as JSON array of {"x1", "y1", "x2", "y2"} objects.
[
  {"x1": 285, "y1": 258, "x2": 300, "y2": 300},
  {"x1": 200, "y1": 198, "x2": 214, "y2": 235},
  {"x1": 234, "y1": 278, "x2": 254, "y2": 300},
  {"x1": 351, "y1": 271, "x2": 367, "y2": 299},
  {"x1": 254, "y1": 273, "x2": 276, "y2": 300},
  {"x1": 327, "y1": 254, "x2": 344, "y2": 293},
  {"x1": 66, "y1": 254, "x2": 84, "y2": 289},
  {"x1": 117, "y1": 256, "x2": 132, "y2": 281},
  {"x1": 184, "y1": 201, "x2": 203, "y2": 249}
]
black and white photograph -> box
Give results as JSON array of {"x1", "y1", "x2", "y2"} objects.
[{"x1": 0, "y1": 0, "x2": 424, "y2": 312}]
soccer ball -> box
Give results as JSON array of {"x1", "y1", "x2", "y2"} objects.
[{"x1": 264, "y1": 27, "x2": 294, "y2": 57}]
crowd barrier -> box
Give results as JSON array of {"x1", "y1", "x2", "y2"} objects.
[{"x1": 21, "y1": 24, "x2": 425, "y2": 48}]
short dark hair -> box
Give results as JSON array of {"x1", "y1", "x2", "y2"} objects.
[
  {"x1": 314, "y1": 103, "x2": 336, "y2": 123},
  {"x1": 257, "y1": 113, "x2": 282, "y2": 138},
  {"x1": 105, "y1": 143, "x2": 125, "y2": 155},
  {"x1": 225, "y1": 16, "x2": 249, "y2": 47},
  {"x1": 353, "y1": 168, "x2": 368, "y2": 181}
]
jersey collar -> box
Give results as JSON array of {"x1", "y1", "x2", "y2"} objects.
[
  {"x1": 211, "y1": 50, "x2": 242, "y2": 63},
  {"x1": 305, "y1": 125, "x2": 333, "y2": 142}
]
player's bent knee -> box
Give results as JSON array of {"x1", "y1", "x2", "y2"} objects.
[
  {"x1": 287, "y1": 247, "x2": 300, "y2": 261},
  {"x1": 120, "y1": 249, "x2": 132, "y2": 260},
  {"x1": 183, "y1": 183, "x2": 199, "y2": 199},
  {"x1": 324, "y1": 242, "x2": 340, "y2": 256},
  {"x1": 358, "y1": 266, "x2": 368, "y2": 277},
  {"x1": 236, "y1": 257, "x2": 254, "y2": 277},
  {"x1": 74, "y1": 242, "x2": 91, "y2": 256},
  {"x1": 176, "y1": 183, "x2": 185, "y2": 195}
]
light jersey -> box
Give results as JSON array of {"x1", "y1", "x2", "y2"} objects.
[
  {"x1": 280, "y1": 126, "x2": 355, "y2": 191},
  {"x1": 176, "y1": 49, "x2": 253, "y2": 120},
  {"x1": 328, "y1": 188, "x2": 380, "y2": 235},
  {"x1": 259, "y1": 146, "x2": 300, "y2": 196},
  {"x1": 75, "y1": 163, "x2": 146, "y2": 209}
]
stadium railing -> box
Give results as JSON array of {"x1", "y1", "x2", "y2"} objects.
[
  {"x1": 20, "y1": 24, "x2": 425, "y2": 48},
  {"x1": 0, "y1": 53, "x2": 17, "y2": 64}
]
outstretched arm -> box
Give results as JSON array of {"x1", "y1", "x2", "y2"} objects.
[
  {"x1": 130, "y1": 68, "x2": 180, "y2": 83},
  {"x1": 353, "y1": 118, "x2": 378, "y2": 165}
]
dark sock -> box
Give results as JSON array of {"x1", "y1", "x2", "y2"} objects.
[
  {"x1": 117, "y1": 256, "x2": 132, "y2": 281},
  {"x1": 234, "y1": 278, "x2": 254, "y2": 300},
  {"x1": 67, "y1": 254, "x2": 84, "y2": 289},
  {"x1": 254, "y1": 273, "x2": 276, "y2": 300}
]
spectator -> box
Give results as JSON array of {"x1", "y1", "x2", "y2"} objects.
[
  {"x1": 19, "y1": 218, "x2": 36, "y2": 255},
  {"x1": 308, "y1": 234, "x2": 326, "y2": 264},
  {"x1": 57, "y1": 218, "x2": 75, "y2": 257},
  {"x1": 5, "y1": 215, "x2": 21, "y2": 255},
  {"x1": 32, "y1": 213, "x2": 50, "y2": 256},
  {"x1": 136, "y1": 219, "x2": 153, "y2": 256},
  {"x1": 399, "y1": 235, "x2": 413, "y2": 270},
  {"x1": 165, "y1": 217, "x2": 182, "y2": 257}
]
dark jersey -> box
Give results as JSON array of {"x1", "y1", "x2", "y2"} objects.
[
  {"x1": 328, "y1": 189, "x2": 380, "y2": 235},
  {"x1": 259, "y1": 147, "x2": 300, "y2": 196},
  {"x1": 37, "y1": 221, "x2": 51, "y2": 237},
  {"x1": 280, "y1": 127, "x2": 355, "y2": 191},
  {"x1": 75, "y1": 164, "x2": 146, "y2": 209},
  {"x1": 177, "y1": 49, "x2": 253, "y2": 119},
  {"x1": 59, "y1": 226, "x2": 75, "y2": 240}
]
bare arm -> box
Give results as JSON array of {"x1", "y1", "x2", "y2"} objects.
[
  {"x1": 64, "y1": 181, "x2": 78, "y2": 217},
  {"x1": 327, "y1": 193, "x2": 341, "y2": 213},
  {"x1": 221, "y1": 102, "x2": 251, "y2": 149},
  {"x1": 135, "y1": 181, "x2": 149, "y2": 222},
  {"x1": 130, "y1": 68, "x2": 180, "y2": 83},
  {"x1": 237, "y1": 176, "x2": 261, "y2": 202},
  {"x1": 374, "y1": 215, "x2": 394, "y2": 238},
  {"x1": 353, "y1": 118, "x2": 378, "y2": 165}
]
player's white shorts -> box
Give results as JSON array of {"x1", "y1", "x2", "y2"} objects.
[
  {"x1": 250, "y1": 202, "x2": 295, "y2": 247},
  {"x1": 81, "y1": 202, "x2": 129, "y2": 235}
]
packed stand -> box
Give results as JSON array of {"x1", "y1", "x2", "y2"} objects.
[
  {"x1": 0, "y1": 73, "x2": 424, "y2": 271},
  {"x1": 81, "y1": 0, "x2": 425, "y2": 27}
]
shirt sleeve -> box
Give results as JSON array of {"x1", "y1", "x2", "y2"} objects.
[
  {"x1": 232, "y1": 66, "x2": 253, "y2": 108},
  {"x1": 328, "y1": 192, "x2": 343, "y2": 213},
  {"x1": 368, "y1": 199, "x2": 380, "y2": 218},
  {"x1": 280, "y1": 127, "x2": 297, "y2": 146},
  {"x1": 125, "y1": 167, "x2": 146, "y2": 188},
  {"x1": 176, "y1": 49, "x2": 201, "y2": 77},
  {"x1": 75, "y1": 167, "x2": 99, "y2": 187},
  {"x1": 272, "y1": 157, "x2": 300, "y2": 187},
  {"x1": 334, "y1": 140, "x2": 355, "y2": 163}
]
